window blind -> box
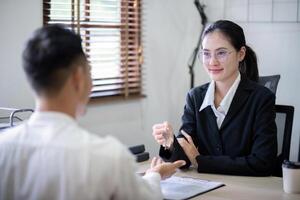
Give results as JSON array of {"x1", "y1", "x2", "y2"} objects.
[{"x1": 43, "y1": 0, "x2": 143, "y2": 98}]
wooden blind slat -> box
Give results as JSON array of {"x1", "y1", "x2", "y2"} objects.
[
  {"x1": 43, "y1": 0, "x2": 142, "y2": 99},
  {"x1": 90, "y1": 89, "x2": 141, "y2": 98},
  {"x1": 92, "y1": 86, "x2": 142, "y2": 91},
  {"x1": 93, "y1": 78, "x2": 141, "y2": 86}
]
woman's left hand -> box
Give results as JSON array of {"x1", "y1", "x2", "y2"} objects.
[{"x1": 177, "y1": 130, "x2": 200, "y2": 168}]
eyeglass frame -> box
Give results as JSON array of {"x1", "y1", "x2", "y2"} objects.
[{"x1": 198, "y1": 48, "x2": 235, "y2": 64}]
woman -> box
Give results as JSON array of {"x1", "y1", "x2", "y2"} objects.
[{"x1": 152, "y1": 20, "x2": 277, "y2": 176}]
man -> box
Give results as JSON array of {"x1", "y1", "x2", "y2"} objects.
[{"x1": 0, "y1": 25, "x2": 185, "y2": 200}]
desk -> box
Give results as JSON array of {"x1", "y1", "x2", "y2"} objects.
[{"x1": 138, "y1": 162, "x2": 300, "y2": 200}]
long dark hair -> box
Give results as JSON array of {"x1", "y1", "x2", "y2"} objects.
[{"x1": 202, "y1": 20, "x2": 259, "y2": 82}]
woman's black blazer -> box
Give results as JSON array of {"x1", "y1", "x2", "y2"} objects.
[{"x1": 160, "y1": 77, "x2": 277, "y2": 176}]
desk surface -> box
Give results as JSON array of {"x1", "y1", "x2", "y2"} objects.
[{"x1": 138, "y1": 162, "x2": 300, "y2": 200}]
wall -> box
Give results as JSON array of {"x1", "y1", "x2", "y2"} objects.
[
  {"x1": 71, "y1": 0, "x2": 203, "y2": 155},
  {"x1": 0, "y1": 0, "x2": 202, "y2": 157},
  {"x1": 0, "y1": 0, "x2": 299, "y2": 160},
  {"x1": 0, "y1": 0, "x2": 38, "y2": 108},
  {"x1": 244, "y1": 23, "x2": 300, "y2": 161}
]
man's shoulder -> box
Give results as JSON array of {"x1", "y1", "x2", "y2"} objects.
[
  {"x1": 81, "y1": 129, "x2": 130, "y2": 157},
  {"x1": 82, "y1": 132, "x2": 135, "y2": 170},
  {"x1": 0, "y1": 124, "x2": 26, "y2": 144},
  {"x1": 81, "y1": 129, "x2": 123, "y2": 147}
]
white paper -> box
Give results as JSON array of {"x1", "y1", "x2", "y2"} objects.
[{"x1": 161, "y1": 176, "x2": 224, "y2": 200}]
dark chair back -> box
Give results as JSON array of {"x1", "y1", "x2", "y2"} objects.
[
  {"x1": 299, "y1": 139, "x2": 300, "y2": 162},
  {"x1": 258, "y1": 75, "x2": 280, "y2": 94},
  {"x1": 273, "y1": 104, "x2": 294, "y2": 177}
]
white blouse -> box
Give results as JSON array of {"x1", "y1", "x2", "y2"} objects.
[{"x1": 199, "y1": 73, "x2": 241, "y2": 129}]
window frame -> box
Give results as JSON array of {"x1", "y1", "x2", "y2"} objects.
[{"x1": 43, "y1": 0, "x2": 143, "y2": 99}]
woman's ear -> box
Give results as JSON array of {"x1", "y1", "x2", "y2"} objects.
[{"x1": 238, "y1": 46, "x2": 246, "y2": 62}]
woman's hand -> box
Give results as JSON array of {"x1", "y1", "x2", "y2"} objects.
[
  {"x1": 177, "y1": 130, "x2": 200, "y2": 168},
  {"x1": 152, "y1": 121, "x2": 174, "y2": 149}
]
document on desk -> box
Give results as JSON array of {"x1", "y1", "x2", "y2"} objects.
[{"x1": 161, "y1": 176, "x2": 225, "y2": 200}]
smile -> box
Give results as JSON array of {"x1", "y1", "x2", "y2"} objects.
[{"x1": 208, "y1": 68, "x2": 223, "y2": 73}]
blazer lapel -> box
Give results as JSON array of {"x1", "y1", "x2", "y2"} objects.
[
  {"x1": 202, "y1": 107, "x2": 222, "y2": 145},
  {"x1": 220, "y1": 78, "x2": 254, "y2": 130},
  {"x1": 198, "y1": 85, "x2": 222, "y2": 147},
  {"x1": 204, "y1": 107, "x2": 219, "y2": 134},
  {"x1": 200, "y1": 84, "x2": 219, "y2": 134}
]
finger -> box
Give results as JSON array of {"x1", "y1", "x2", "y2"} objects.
[
  {"x1": 178, "y1": 138, "x2": 188, "y2": 145},
  {"x1": 151, "y1": 157, "x2": 158, "y2": 168},
  {"x1": 154, "y1": 128, "x2": 169, "y2": 134},
  {"x1": 157, "y1": 157, "x2": 163, "y2": 165},
  {"x1": 157, "y1": 139, "x2": 165, "y2": 145},
  {"x1": 181, "y1": 130, "x2": 193, "y2": 144},
  {"x1": 177, "y1": 138, "x2": 183, "y2": 145},
  {"x1": 165, "y1": 127, "x2": 168, "y2": 135},
  {"x1": 152, "y1": 129, "x2": 165, "y2": 137},
  {"x1": 178, "y1": 138, "x2": 188, "y2": 148},
  {"x1": 159, "y1": 157, "x2": 165, "y2": 164},
  {"x1": 163, "y1": 121, "x2": 169, "y2": 133},
  {"x1": 164, "y1": 121, "x2": 173, "y2": 130},
  {"x1": 163, "y1": 121, "x2": 169, "y2": 126},
  {"x1": 155, "y1": 135, "x2": 165, "y2": 140},
  {"x1": 155, "y1": 134, "x2": 166, "y2": 144},
  {"x1": 172, "y1": 160, "x2": 186, "y2": 168},
  {"x1": 152, "y1": 123, "x2": 166, "y2": 130}
]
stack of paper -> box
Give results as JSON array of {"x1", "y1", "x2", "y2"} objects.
[{"x1": 161, "y1": 176, "x2": 225, "y2": 200}]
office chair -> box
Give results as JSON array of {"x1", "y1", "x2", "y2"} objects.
[
  {"x1": 272, "y1": 104, "x2": 294, "y2": 177},
  {"x1": 299, "y1": 139, "x2": 300, "y2": 162},
  {"x1": 258, "y1": 74, "x2": 281, "y2": 94}
]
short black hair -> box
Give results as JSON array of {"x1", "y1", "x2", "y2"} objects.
[{"x1": 22, "y1": 24, "x2": 85, "y2": 95}]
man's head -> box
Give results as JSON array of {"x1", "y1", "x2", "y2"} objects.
[{"x1": 23, "y1": 24, "x2": 92, "y2": 116}]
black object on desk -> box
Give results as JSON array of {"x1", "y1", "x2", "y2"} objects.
[
  {"x1": 128, "y1": 144, "x2": 149, "y2": 162},
  {"x1": 135, "y1": 152, "x2": 150, "y2": 163},
  {"x1": 129, "y1": 144, "x2": 145, "y2": 155}
]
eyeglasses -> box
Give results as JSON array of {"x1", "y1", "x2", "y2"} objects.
[{"x1": 198, "y1": 49, "x2": 234, "y2": 64}]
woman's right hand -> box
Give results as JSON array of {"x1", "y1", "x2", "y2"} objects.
[{"x1": 152, "y1": 121, "x2": 174, "y2": 149}]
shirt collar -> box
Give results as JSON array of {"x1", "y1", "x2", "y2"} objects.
[
  {"x1": 199, "y1": 73, "x2": 241, "y2": 114},
  {"x1": 28, "y1": 111, "x2": 77, "y2": 126},
  {"x1": 199, "y1": 80, "x2": 215, "y2": 112},
  {"x1": 219, "y1": 73, "x2": 241, "y2": 114}
]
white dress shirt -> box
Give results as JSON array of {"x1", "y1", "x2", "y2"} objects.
[
  {"x1": 199, "y1": 73, "x2": 241, "y2": 128},
  {"x1": 0, "y1": 111, "x2": 162, "y2": 200}
]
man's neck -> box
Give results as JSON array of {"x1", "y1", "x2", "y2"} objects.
[{"x1": 36, "y1": 96, "x2": 77, "y2": 119}]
